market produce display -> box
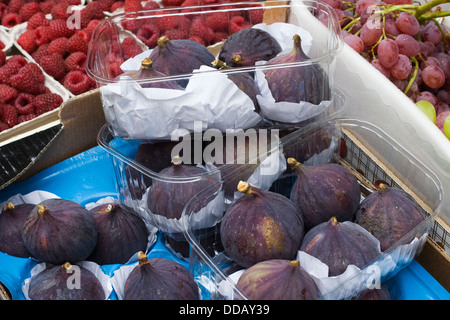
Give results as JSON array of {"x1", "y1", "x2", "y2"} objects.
[{"x1": 325, "y1": 0, "x2": 450, "y2": 139}]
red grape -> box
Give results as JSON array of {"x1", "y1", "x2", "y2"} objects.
[
  {"x1": 395, "y1": 12, "x2": 420, "y2": 36},
  {"x1": 344, "y1": 34, "x2": 365, "y2": 54},
  {"x1": 390, "y1": 54, "x2": 412, "y2": 80},
  {"x1": 422, "y1": 65, "x2": 445, "y2": 89},
  {"x1": 395, "y1": 33, "x2": 420, "y2": 57},
  {"x1": 377, "y1": 38, "x2": 399, "y2": 68}
]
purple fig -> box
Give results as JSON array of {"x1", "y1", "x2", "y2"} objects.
[
  {"x1": 147, "y1": 156, "x2": 219, "y2": 220},
  {"x1": 211, "y1": 58, "x2": 261, "y2": 112},
  {"x1": 218, "y1": 28, "x2": 282, "y2": 67},
  {"x1": 0, "y1": 202, "x2": 33, "y2": 258},
  {"x1": 22, "y1": 198, "x2": 98, "y2": 264},
  {"x1": 236, "y1": 259, "x2": 320, "y2": 300},
  {"x1": 87, "y1": 202, "x2": 150, "y2": 265},
  {"x1": 28, "y1": 262, "x2": 105, "y2": 300},
  {"x1": 354, "y1": 283, "x2": 391, "y2": 300},
  {"x1": 263, "y1": 34, "x2": 330, "y2": 104},
  {"x1": 220, "y1": 181, "x2": 305, "y2": 268},
  {"x1": 119, "y1": 57, "x2": 183, "y2": 89},
  {"x1": 123, "y1": 252, "x2": 200, "y2": 300},
  {"x1": 288, "y1": 157, "x2": 361, "y2": 231},
  {"x1": 354, "y1": 183, "x2": 426, "y2": 252},
  {"x1": 300, "y1": 217, "x2": 380, "y2": 277},
  {"x1": 149, "y1": 35, "x2": 215, "y2": 87}
]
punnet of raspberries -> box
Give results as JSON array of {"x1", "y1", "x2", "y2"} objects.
[{"x1": 0, "y1": 54, "x2": 64, "y2": 132}]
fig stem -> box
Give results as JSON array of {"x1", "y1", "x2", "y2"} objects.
[
  {"x1": 232, "y1": 54, "x2": 242, "y2": 65},
  {"x1": 63, "y1": 262, "x2": 73, "y2": 273},
  {"x1": 157, "y1": 35, "x2": 169, "y2": 48},
  {"x1": 378, "y1": 183, "x2": 387, "y2": 192},
  {"x1": 37, "y1": 204, "x2": 47, "y2": 217},
  {"x1": 137, "y1": 251, "x2": 149, "y2": 265},
  {"x1": 211, "y1": 59, "x2": 228, "y2": 70},
  {"x1": 141, "y1": 58, "x2": 153, "y2": 69},
  {"x1": 171, "y1": 155, "x2": 183, "y2": 166},
  {"x1": 289, "y1": 260, "x2": 300, "y2": 268},
  {"x1": 287, "y1": 157, "x2": 301, "y2": 170},
  {"x1": 330, "y1": 216, "x2": 339, "y2": 226},
  {"x1": 237, "y1": 181, "x2": 252, "y2": 194},
  {"x1": 3, "y1": 202, "x2": 15, "y2": 211}
]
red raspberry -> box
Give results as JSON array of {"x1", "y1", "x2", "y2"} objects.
[
  {"x1": 2, "y1": 13, "x2": 21, "y2": 28},
  {"x1": 188, "y1": 35, "x2": 205, "y2": 46},
  {"x1": 74, "y1": 29, "x2": 90, "y2": 43},
  {"x1": 96, "y1": 0, "x2": 115, "y2": 11},
  {"x1": 33, "y1": 92, "x2": 63, "y2": 115},
  {"x1": 17, "y1": 29, "x2": 37, "y2": 53},
  {"x1": 189, "y1": 17, "x2": 215, "y2": 45},
  {"x1": 124, "y1": 0, "x2": 143, "y2": 12},
  {"x1": 40, "y1": 53, "x2": 66, "y2": 80},
  {"x1": 1, "y1": 104, "x2": 18, "y2": 128},
  {"x1": 83, "y1": 2, "x2": 105, "y2": 20},
  {"x1": 19, "y1": 2, "x2": 41, "y2": 22},
  {"x1": 144, "y1": 1, "x2": 161, "y2": 9},
  {"x1": 84, "y1": 19, "x2": 102, "y2": 35},
  {"x1": 63, "y1": 70, "x2": 90, "y2": 95},
  {"x1": 7, "y1": 55, "x2": 28, "y2": 69},
  {"x1": 23, "y1": 62, "x2": 46, "y2": 83},
  {"x1": 27, "y1": 12, "x2": 50, "y2": 30},
  {"x1": 111, "y1": 2, "x2": 125, "y2": 12},
  {"x1": 161, "y1": 0, "x2": 184, "y2": 6},
  {"x1": 39, "y1": 1, "x2": 54, "y2": 15},
  {"x1": 0, "y1": 40, "x2": 4, "y2": 51},
  {"x1": 50, "y1": 1, "x2": 70, "y2": 20},
  {"x1": 18, "y1": 113, "x2": 37, "y2": 124},
  {"x1": 34, "y1": 26, "x2": 52, "y2": 47},
  {"x1": 10, "y1": 64, "x2": 45, "y2": 95},
  {"x1": 31, "y1": 43, "x2": 50, "y2": 64},
  {"x1": 0, "y1": 84, "x2": 18, "y2": 103},
  {"x1": 214, "y1": 31, "x2": 229, "y2": 43},
  {"x1": 155, "y1": 12, "x2": 180, "y2": 32},
  {"x1": 0, "y1": 120, "x2": 9, "y2": 132},
  {"x1": 48, "y1": 19, "x2": 76, "y2": 40},
  {"x1": 14, "y1": 92, "x2": 35, "y2": 115},
  {"x1": 122, "y1": 37, "x2": 143, "y2": 60},
  {"x1": 7, "y1": 0, "x2": 22, "y2": 14},
  {"x1": 230, "y1": 15, "x2": 252, "y2": 34},
  {"x1": 0, "y1": 50, "x2": 5, "y2": 67},
  {"x1": 64, "y1": 51, "x2": 86, "y2": 72},
  {"x1": 136, "y1": 24, "x2": 160, "y2": 48},
  {"x1": 67, "y1": 35, "x2": 88, "y2": 54},
  {"x1": 205, "y1": 12, "x2": 230, "y2": 32},
  {"x1": 246, "y1": 4, "x2": 264, "y2": 25},
  {"x1": 47, "y1": 37, "x2": 69, "y2": 56}
]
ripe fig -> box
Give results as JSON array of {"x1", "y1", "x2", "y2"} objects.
[
  {"x1": 220, "y1": 181, "x2": 305, "y2": 268},
  {"x1": 354, "y1": 183, "x2": 426, "y2": 252},
  {"x1": 148, "y1": 35, "x2": 215, "y2": 87},
  {"x1": 123, "y1": 252, "x2": 200, "y2": 300},
  {"x1": 236, "y1": 259, "x2": 320, "y2": 300},
  {"x1": 87, "y1": 202, "x2": 150, "y2": 265},
  {"x1": 28, "y1": 262, "x2": 105, "y2": 300},
  {"x1": 147, "y1": 156, "x2": 220, "y2": 220},
  {"x1": 119, "y1": 57, "x2": 183, "y2": 89},
  {"x1": 288, "y1": 158, "x2": 361, "y2": 230},
  {"x1": 300, "y1": 217, "x2": 380, "y2": 277},
  {"x1": 22, "y1": 198, "x2": 98, "y2": 264},
  {"x1": 354, "y1": 283, "x2": 391, "y2": 300},
  {"x1": 263, "y1": 34, "x2": 329, "y2": 104},
  {"x1": 0, "y1": 202, "x2": 33, "y2": 258},
  {"x1": 211, "y1": 59, "x2": 261, "y2": 112},
  {"x1": 218, "y1": 28, "x2": 282, "y2": 67}
]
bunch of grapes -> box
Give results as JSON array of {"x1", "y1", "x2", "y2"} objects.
[{"x1": 324, "y1": 0, "x2": 450, "y2": 140}]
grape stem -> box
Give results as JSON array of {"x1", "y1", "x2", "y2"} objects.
[
  {"x1": 414, "y1": 0, "x2": 450, "y2": 20},
  {"x1": 405, "y1": 56, "x2": 419, "y2": 95}
]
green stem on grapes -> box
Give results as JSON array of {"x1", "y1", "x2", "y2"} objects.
[
  {"x1": 416, "y1": 9, "x2": 450, "y2": 23},
  {"x1": 405, "y1": 56, "x2": 419, "y2": 95},
  {"x1": 432, "y1": 18, "x2": 449, "y2": 53},
  {"x1": 413, "y1": 0, "x2": 450, "y2": 19}
]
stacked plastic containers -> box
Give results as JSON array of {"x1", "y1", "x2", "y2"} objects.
[{"x1": 87, "y1": 0, "x2": 444, "y2": 300}]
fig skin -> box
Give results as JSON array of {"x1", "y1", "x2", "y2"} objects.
[
  {"x1": 119, "y1": 58, "x2": 183, "y2": 89},
  {"x1": 354, "y1": 283, "x2": 391, "y2": 300},
  {"x1": 300, "y1": 217, "x2": 380, "y2": 277},
  {"x1": 0, "y1": 202, "x2": 34, "y2": 258},
  {"x1": 147, "y1": 157, "x2": 219, "y2": 220},
  {"x1": 28, "y1": 262, "x2": 105, "y2": 300},
  {"x1": 87, "y1": 202, "x2": 150, "y2": 265},
  {"x1": 149, "y1": 35, "x2": 215, "y2": 87},
  {"x1": 288, "y1": 158, "x2": 361, "y2": 231},
  {"x1": 220, "y1": 181, "x2": 305, "y2": 268},
  {"x1": 263, "y1": 34, "x2": 329, "y2": 104},
  {"x1": 218, "y1": 28, "x2": 282, "y2": 67},
  {"x1": 22, "y1": 198, "x2": 98, "y2": 265},
  {"x1": 354, "y1": 183, "x2": 426, "y2": 252},
  {"x1": 123, "y1": 252, "x2": 200, "y2": 300},
  {"x1": 236, "y1": 259, "x2": 320, "y2": 300},
  {"x1": 211, "y1": 59, "x2": 261, "y2": 112}
]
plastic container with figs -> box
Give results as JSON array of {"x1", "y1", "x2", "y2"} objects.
[
  {"x1": 180, "y1": 118, "x2": 445, "y2": 300},
  {"x1": 86, "y1": 0, "x2": 344, "y2": 141}
]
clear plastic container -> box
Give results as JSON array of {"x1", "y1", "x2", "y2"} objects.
[
  {"x1": 86, "y1": 0, "x2": 344, "y2": 140},
  {"x1": 181, "y1": 118, "x2": 445, "y2": 300}
]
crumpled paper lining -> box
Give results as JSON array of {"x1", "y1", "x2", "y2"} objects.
[{"x1": 216, "y1": 221, "x2": 428, "y2": 300}]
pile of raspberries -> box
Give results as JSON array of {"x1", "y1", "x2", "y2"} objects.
[{"x1": 0, "y1": 53, "x2": 63, "y2": 131}]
